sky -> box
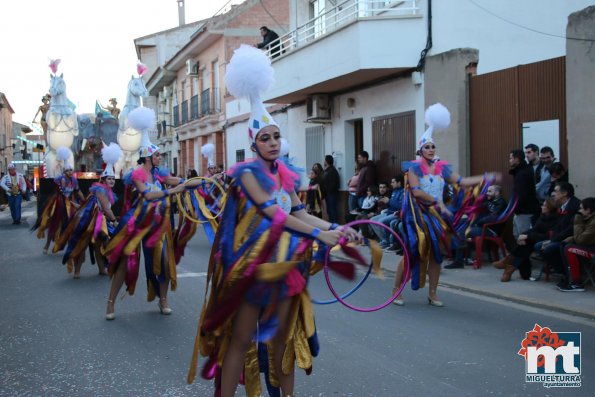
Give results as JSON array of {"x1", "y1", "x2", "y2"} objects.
[{"x1": 0, "y1": 0, "x2": 238, "y2": 125}]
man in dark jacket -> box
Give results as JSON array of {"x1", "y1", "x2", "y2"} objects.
[
  {"x1": 356, "y1": 151, "x2": 376, "y2": 208},
  {"x1": 321, "y1": 154, "x2": 340, "y2": 223},
  {"x1": 256, "y1": 26, "x2": 282, "y2": 58},
  {"x1": 509, "y1": 149, "x2": 540, "y2": 238},
  {"x1": 539, "y1": 181, "x2": 581, "y2": 278}
]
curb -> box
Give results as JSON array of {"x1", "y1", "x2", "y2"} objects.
[{"x1": 439, "y1": 281, "x2": 595, "y2": 321}]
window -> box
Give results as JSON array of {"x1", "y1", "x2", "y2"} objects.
[{"x1": 236, "y1": 149, "x2": 245, "y2": 163}]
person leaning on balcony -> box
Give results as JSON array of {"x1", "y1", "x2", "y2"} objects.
[{"x1": 256, "y1": 26, "x2": 282, "y2": 58}]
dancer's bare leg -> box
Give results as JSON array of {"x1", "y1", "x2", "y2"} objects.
[
  {"x1": 43, "y1": 234, "x2": 51, "y2": 254},
  {"x1": 427, "y1": 259, "x2": 441, "y2": 301},
  {"x1": 73, "y1": 252, "x2": 85, "y2": 278},
  {"x1": 272, "y1": 298, "x2": 295, "y2": 395},
  {"x1": 94, "y1": 245, "x2": 108, "y2": 275},
  {"x1": 220, "y1": 302, "x2": 259, "y2": 397},
  {"x1": 106, "y1": 258, "x2": 126, "y2": 316},
  {"x1": 158, "y1": 277, "x2": 171, "y2": 311},
  {"x1": 392, "y1": 257, "x2": 406, "y2": 299}
]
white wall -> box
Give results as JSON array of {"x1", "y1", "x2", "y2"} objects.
[
  {"x1": 281, "y1": 76, "x2": 424, "y2": 190},
  {"x1": 432, "y1": 0, "x2": 594, "y2": 73}
]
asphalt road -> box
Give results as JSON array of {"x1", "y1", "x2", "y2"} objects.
[{"x1": 1, "y1": 209, "x2": 594, "y2": 397}]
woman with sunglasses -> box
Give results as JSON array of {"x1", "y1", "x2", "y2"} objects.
[
  {"x1": 392, "y1": 103, "x2": 499, "y2": 307},
  {"x1": 188, "y1": 44, "x2": 358, "y2": 397}
]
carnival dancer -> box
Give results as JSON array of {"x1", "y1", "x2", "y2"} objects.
[
  {"x1": 391, "y1": 103, "x2": 500, "y2": 307},
  {"x1": 0, "y1": 163, "x2": 28, "y2": 225},
  {"x1": 187, "y1": 44, "x2": 358, "y2": 397},
  {"x1": 54, "y1": 143, "x2": 123, "y2": 278},
  {"x1": 32, "y1": 146, "x2": 85, "y2": 254},
  {"x1": 103, "y1": 107, "x2": 201, "y2": 320}
]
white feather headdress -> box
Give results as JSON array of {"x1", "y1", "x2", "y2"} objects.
[
  {"x1": 418, "y1": 103, "x2": 451, "y2": 150},
  {"x1": 101, "y1": 143, "x2": 123, "y2": 178},
  {"x1": 201, "y1": 143, "x2": 215, "y2": 168},
  {"x1": 225, "y1": 44, "x2": 278, "y2": 141},
  {"x1": 56, "y1": 146, "x2": 74, "y2": 171},
  {"x1": 128, "y1": 107, "x2": 159, "y2": 157}
]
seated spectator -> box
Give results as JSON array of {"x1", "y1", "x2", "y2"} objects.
[
  {"x1": 306, "y1": 167, "x2": 323, "y2": 218},
  {"x1": 558, "y1": 197, "x2": 595, "y2": 292},
  {"x1": 500, "y1": 197, "x2": 560, "y2": 281},
  {"x1": 370, "y1": 175, "x2": 405, "y2": 249},
  {"x1": 354, "y1": 185, "x2": 379, "y2": 238},
  {"x1": 375, "y1": 181, "x2": 390, "y2": 213},
  {"x1": 535, "y1": 182, "x2": 581, "y2": 278},
  {"x1": 446, "y1": 185, "x2": 507, "y2": 269}
]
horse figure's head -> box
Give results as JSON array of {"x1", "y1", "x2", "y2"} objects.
[
  {"x1": 128, "y1": 76, "x2": 149, "y2": 99},
  {"x1": 49, "y1": 74, "x2": 66, "y2": 98}
]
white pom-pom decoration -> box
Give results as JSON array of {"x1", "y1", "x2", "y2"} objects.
[
  {"x1": 225, "y1": 44, "x2": 274, "y2": 100},
  {"x1": 201, "y1": 143, "x2": 215, "y2": 158},
  {"x1": 127, "y1": 106, "x2": 156, "y2": 132},
  {"x1": 101, "y1": 143, "x2": 123, "y2": 165},
  {"x1": 56, "y1": 146, "x2": 72, "y2": 161},
  {"x1": 280, "y1": 138, "x2": 290, "y2": 156},
  {"x1": 424, "y1": 103, "x2": 451, "y2": 130}
]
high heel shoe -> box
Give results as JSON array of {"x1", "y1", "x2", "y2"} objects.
[
  {"x1": 428, "y1": 297, "x2": 444, "y2": 307},
  {"x1": 392, "y1": 297, "x2": 405, "y2": 306},
  {"x1": 158, "y1": 298, "x2": 172, "y2": 315},
  {"x1": 106, "y1": 299, "x2": 115, "y2": 320}
]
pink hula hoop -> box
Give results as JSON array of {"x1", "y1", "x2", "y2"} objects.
[{"x1": 323, "y1": 219, "x2": 410, "y2": 312}]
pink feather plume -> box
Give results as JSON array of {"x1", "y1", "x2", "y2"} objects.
[
  {"x1": 137, "y1": 62, "x2": 148, "y2": 76},
  {"x1": 49, "y1": 59, "x2": 61, "y2": 74}
]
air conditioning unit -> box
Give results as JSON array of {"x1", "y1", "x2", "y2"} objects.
[
  {"x1": 306, "y1": 94, "x2": 331, "y2": 121},
  {"x1": 186, "y1": 59, "x2": 199, "y2": 76}
]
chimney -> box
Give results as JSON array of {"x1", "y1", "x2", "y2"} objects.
[{"x1": 177, "y1": 0, "x2": 185, "y2": 26}]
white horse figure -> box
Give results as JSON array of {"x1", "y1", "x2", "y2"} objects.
[
  {"x1": 114, "y1": 75, "x2": 149, "y2": 177},
  {"x1": 45, "y1": 73, "x2": 78, "y2": 177}
]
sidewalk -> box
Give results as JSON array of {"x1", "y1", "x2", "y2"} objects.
[
  {"x1": 3, "y1": 199, "x2": 593, "y2": 320},
  {"x1": 380, "y1": 251, "x2": 595, "y2": 320}
]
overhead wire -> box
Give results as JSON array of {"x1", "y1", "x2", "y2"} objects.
[{"x1": 468, "y1": 0, "x2": 595, "y2": 42}]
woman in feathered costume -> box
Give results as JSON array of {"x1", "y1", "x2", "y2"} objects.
[
  {"x1": 33, "y1": 146, "x2": 85, "y2": 255},
  {"x1": 392, "y1": 103, "x2": 500, "y2": 307},
  {"x1": 53, "y1": 143, "x2": 123, "y2": 278},
  {"x1": 187, "y1": 44, "x2": 358, "y2": 397},
  {"x1": 103, "y1": 107, "x2": 202, "y2": 320}
]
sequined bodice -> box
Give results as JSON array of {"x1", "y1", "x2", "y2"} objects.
[
  {"x1": 419, "y1": 173, "x2": 445, "y2": 201},
  {"x1": 273, "y1": 188, "x2": 292, "y2": 214}
]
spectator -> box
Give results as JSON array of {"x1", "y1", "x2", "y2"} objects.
[
  {"x1": 306, "y1": 167, "x2": 323, "y2": 218},
  {"x1": 0, "y1": 163, "x2": 28, "y2": 224},
  {"x1": 446, "y1": 185, "x2": 507, "y2": 269},
  {"x1": 500, "y1": 197, "x2": 560, "y2": 281},
  {"x1": 370, "y1": 175, "x2": 404, "y2": 249},
  {"x1": 536, "y1": 146, "x2": 555, "y2": 202},
  {"x1": 524, "y1": 143, "x2": 541, "y2": 183},
  {"x1": 536, "y1": 181, "x2": 581, "y2": 280},
  {"x1": 321, "y1": 154, "x2": 340, "y2": 223},
  {"x1": 509, "y1": 148, "x2": 540, "y2": 238},
  {"x1": 354, "y1": 185, "x2": 379, "y2": 238},
  {"x1": 256, "y1": 26, "x2": 282, "y2": 58},
  {"x1": 547, "y1": 162, "x2": 568, "y2": 197},
  {"x1": 558, "y1": 197, "x2": 595, "y2": 292},
  {"x1": 347, "y1": 166, "x2": 360, "y2": 213},
  {"x1": 355, "y1": 151, "x2": 376, "y2": 208}
]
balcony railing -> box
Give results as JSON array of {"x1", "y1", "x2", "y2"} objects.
[
  {"x1": 181, "y1": 100, "x2": 189, "y2": 124},
  {"x1": 190, "y1": 95, "x2": 199, "y2": 120},
  {"x1": 264, "y1": 0, "x2": 420, "y2": 59},
  {"x1": 173, "y1": 105, "x2": 179, "y2": 127}
]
